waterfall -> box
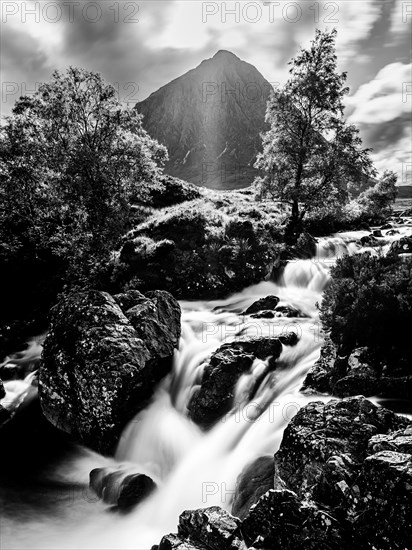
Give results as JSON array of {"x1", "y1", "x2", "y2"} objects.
[{"x1": 3, "y1": 221, "x2": 411, "y2": 549}]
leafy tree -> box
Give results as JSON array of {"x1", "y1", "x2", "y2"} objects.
[
  {"x1": 0, "y1": 67, "x2": 167, "y2": 351},
  {"x1": 356, "y1": 170, "x2": 398, "y2": 223},
  {"x1": 254, "y1": 29, "x2": 375, "y2": 241}
]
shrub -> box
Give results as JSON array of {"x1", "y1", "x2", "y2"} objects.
[{"x1": 320, "y1": 252, "x2": 412, "y2": 371}]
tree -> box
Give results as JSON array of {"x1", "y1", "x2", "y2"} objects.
[
  {"x1": 0, "y1": 67, "x2": 167, "y2": 277},
  {"x1": 254, "y1": 29, "x2": 375, "y2": 241},
  {"x1": 357, "y1": 170, "x2": 398, "y2": 223},
  {"x1": 0, "y1": 67, "x2": 167, "y2": 350}
]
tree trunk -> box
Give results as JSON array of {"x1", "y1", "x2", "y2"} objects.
[{"x1": 285, "y1": 200, "x2": 302, "y2": 245}]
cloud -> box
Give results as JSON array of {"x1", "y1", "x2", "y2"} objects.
[
  {"x1": 347, "y1": 62, "x2": 411, "y2": 124},
  {"x1": 346, "y1": 62, "x2": 412, "y2": 182}
]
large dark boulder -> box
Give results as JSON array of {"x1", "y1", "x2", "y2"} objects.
[
  {"x1": 187, "y1": 339, "x2": 283, "y2": 428},
  {"x1": 90, "y1": 466, "x2": 156, "y2": 510},
  {"x1": 39, "y1": 289, "x2": 180, "y2": 453}
]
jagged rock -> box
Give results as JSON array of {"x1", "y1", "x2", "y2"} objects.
[
  {"x1": 301, "y1": 335, "x2": 338, "y2": 394},
  {"x1": 352, "y1": 450, "x2": 412, "y2": 549},
  {"x1": 243, "y1": 296, "x2": 280, "y2": 315},
  {"x1": 367, "y1": 425, "x2": 412, "y2": 455},
  {"x1": 178, "y1": 507, "x2": 244, "y2": 550},
  {"x1": 273, "y1": 397, "x2": 409, "y2": 511},
  {"x1": 231, "y1": 455, "x2": 275, "y2": 520},
  {"x1": 241, "y1": 489, "x2": 343, "y2": 549},
  {"x1": 372, "y1": 229, "x2": 383, "y2": 237},
  {"x1": 380, "y1": 223, "x2": 393, "y2": 230},
  {"x1": 158, "y1": 533, "x2": 207, "y2": 550},
  {"x1": 90, "y1": 467, "x2": 156, "y2": 509},
  {"x1": 303, "y1": 341, "x2": 412, "y2": 398},
  {"x1": 187, "y1": 339, "x2": 283, "y2": 428},
  {"x1": 39, "y1": 289, "x2": 180, "y2": 453},
  {"x1": 385, "y1": 229, "x2": 399, "y2": 236},
  {"x1": 400, "y1": 208, "x2": 412, "y2": 217}
]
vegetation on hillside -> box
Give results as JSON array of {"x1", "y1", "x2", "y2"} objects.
[{"x1": 111, "y1": 190, "x2": 285, "y2": 298}]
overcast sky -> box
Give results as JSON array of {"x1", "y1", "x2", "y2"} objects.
[{"x1": 1, "y1": 0, "x2": 411, "y2": 183}]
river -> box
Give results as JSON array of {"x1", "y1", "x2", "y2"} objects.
[{"x1": 1, "y1": 220, "x2": 411, "y2": 549}]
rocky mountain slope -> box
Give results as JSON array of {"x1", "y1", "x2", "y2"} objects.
[{"x1": 135, "y1": 50, "x2": 272, "y2": 189}]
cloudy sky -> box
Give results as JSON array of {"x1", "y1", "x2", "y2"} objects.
[{"x1": 1, "y1": 0, "x2": 411, "y2": 183}]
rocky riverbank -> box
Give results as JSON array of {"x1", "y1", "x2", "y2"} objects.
[{"x1": 157, "y1": 397, "x2": 412, "y2": 550}]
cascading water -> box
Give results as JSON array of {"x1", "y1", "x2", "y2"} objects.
[{"x1": 1, "y1": 218, "x2": 411, "y2": 549}]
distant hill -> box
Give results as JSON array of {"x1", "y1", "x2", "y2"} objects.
[{"x1": 135, "y1": 50, "x2": 272, "y2": 190}]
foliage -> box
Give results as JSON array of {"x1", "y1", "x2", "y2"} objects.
[
  {"x1": 356, "y1": 170, "x2": 398, "y2": 223},
  {"x1": 0, "y1": 67, "x2": 167, "y2": 351},
  {"x1": 254, "y1": 29, "x2": 375, "y2": 238},
  {"x1": 111, "y1": 195, "x2": 285, "y2": 299},
  {"x1": 320, "y1": 252, "x2": 412, "y2": 370}
]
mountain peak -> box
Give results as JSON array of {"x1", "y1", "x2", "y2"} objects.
[
  {"x1": 213, "y1": 49, "x2": 239, "y2": 59},
  {"x1": 212, "y1": 50, "x2": 240, "y2": 62}
]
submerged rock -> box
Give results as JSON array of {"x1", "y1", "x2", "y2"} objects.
[
  {"x1": 39, "y1": 289, "x2": 180, "y2": 453},
  {"x1": 187, "y1": 338, "x2": 283, "y2": 428},
  {"x1": 90, "y1": 467, "x2": 156, "y2": 510}
]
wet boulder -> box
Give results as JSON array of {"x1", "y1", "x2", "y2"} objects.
[
  {"x1": 243, "y1": 296, "x2": 280, "y2": 315},
  {"x1": 360, "y1": 235, "x2": 380, "y2": 247},
  {"x1": 241, "y1": 489, "x2": 343, "y2": 549},
  {"x1": 90, "y1": 466, "x2": 156, "y2": 510},
  {"x1": 39, "y1": 289, "x2": 180, "y2": 453},
  {"x1": 389, "y1": 235, "x2": 412, "y2": 255},
  {"x1": 187, "y1": 339, "x2": 283, "y2": 428}
]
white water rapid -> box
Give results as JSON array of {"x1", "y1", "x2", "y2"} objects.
[{"x1": 1, "y1": 219, "x2": 411, "y2": 549}]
